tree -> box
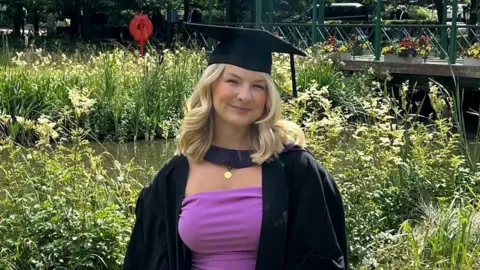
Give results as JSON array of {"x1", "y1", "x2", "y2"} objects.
[
  {"x1": 470, "y1": 0, "x2": 478, "y2": 24},
  {"x1": 434, "y1": 0, "x2": 444, "y2": 24}
]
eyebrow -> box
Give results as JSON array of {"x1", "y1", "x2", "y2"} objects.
[{"x1": 225, "y1": 73, "x2": 266, "y2": 83}]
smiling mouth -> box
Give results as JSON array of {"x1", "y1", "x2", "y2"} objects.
[{"x1": 230, "y1": 104, "x2": 252, "y2": 112}]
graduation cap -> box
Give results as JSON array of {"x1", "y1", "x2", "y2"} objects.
[{"x1": 184, "y1": 23, "x2": 307, "y2": 97}]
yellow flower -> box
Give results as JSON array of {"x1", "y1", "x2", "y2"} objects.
[
  {"x1": 381, "y1": 46, "x2": 394, "y2": 55},
  {"x1": 338, "y1": 44, "x2": 350, "y2": 52}
]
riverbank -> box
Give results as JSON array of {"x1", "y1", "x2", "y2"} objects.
[{"x1": 0, "y1": 44, "x2": 387, "y2": 145}]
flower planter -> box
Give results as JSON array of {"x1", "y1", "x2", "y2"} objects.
[
  {"x1": 350, "y1": 47, "x2": 370, "y2": 56},
  {"x1": 463, "y1": 57, "x2": 480, "y2": 66},
  {"x1": 325, "y1": 52, "x2": 338, "y2": 62},
  {"x1": 352, "y1": 49, "x2": 363, "y2": 56},
  {"x1": 339, "y1": 52, "x2": 352, "y2": 61},
  {"x1": 384, "y1": 54, "x2": 423, "y2": 64}
]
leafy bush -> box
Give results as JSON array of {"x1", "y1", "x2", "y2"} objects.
[
  {"x1": 0, "y1": 135, "x2": 150, "y2": 269},
  {"x1": 284, "y1": 77, "x2": 479, "y2": 268},
  {"x1": 407, "y1": 6, "x2": 438, "y2": 21},
  {"x1": 273, "y1": 50, "x2": 373, "y2": 116},
  {"x1": 0, "y1": 47, "x2": 206, "y2": 143},
  {"x1": 372, "y1": 199, "x2": 480, "y2": 269}
]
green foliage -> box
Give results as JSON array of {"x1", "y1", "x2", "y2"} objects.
[
  {"x1": 0, "y1": 46, "x2": 206, "y2": 143},
  {"x1": 0, "y1": 134, "x2": 147, "y2": 269},
  {"x1": 284, "y1": 76, "x2": 479, "y2": 268},
  {"x1": 407, "y1": 6, "x2": 438, "y2": 21},
  {"x1": 371, "y1": 199, "x2": 480, "y2": 269}
]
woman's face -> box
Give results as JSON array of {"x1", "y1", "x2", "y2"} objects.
[{"x1": 211, "y1": 64, "x2": 268, "y2": 129}]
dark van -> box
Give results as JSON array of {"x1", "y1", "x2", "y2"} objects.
[{"x1": 282, "y1": 3, "x2": 369, "y2": 23}]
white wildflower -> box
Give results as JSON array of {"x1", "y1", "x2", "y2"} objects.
[
  {"x1": 15, "y1": 116, "x2": 25, "y2": 125},
  {"x1": 68, "y1": 87, "x2": 96, "y2": 117},
  {"x1": 0, "y1": 114, "x2": 12, "y2": 124}
]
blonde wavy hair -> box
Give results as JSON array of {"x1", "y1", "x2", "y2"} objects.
[{"x1": 176, "y1": 63, "x2": 305, "y2": 164}]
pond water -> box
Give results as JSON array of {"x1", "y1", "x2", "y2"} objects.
[
  {"x1": 85, "y1": 140, "x2": 178, "y2": 184},
  {"x1": 3, "y1": 137, "x2": 480, "y2": 187},
  {"x1": 90, "y1": 138, "x2": 480, "y2": 171},
  {"x1": 0, "y1": 140, "x2": 177, "y2": 187},
  {"x1": 88, "y1": 140, "x2": 177, "y2": 171}
]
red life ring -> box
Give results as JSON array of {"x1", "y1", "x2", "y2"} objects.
[{"x1": 129, "y1": 14, "x2": 153, "y2": 43}]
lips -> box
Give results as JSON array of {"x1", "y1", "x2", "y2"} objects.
[{"x1": 230, "y1": 104, "x2": 252, "y2": 112}]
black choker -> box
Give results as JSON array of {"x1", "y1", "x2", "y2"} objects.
[
  {"x1": 204, "y1": 145, "x2": 255, "y2": 169},
  {"x1": 203, "y1": 142, "x2": 299, "y2": 169}
]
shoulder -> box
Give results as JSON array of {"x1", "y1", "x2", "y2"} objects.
[
  {"x1": 132, "y1": 154, "x2": 187, "y2": 218},
  {"x1": 280, "y1": 146, "x2": 324, "y2": 173},
  {"x1": 279, "y1": 146, "x2": 338, "y2": 191}
]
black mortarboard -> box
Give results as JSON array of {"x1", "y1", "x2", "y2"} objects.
[{"x1": 184, "y1": 23, "x2": 307, "y2": 97}]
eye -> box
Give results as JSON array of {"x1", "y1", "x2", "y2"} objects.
[
  {"x1": 226, "y1": 79, "x2": 238, "y2": 85},
  {"x1": 253, "y1": 84, "x2": 265, "y2": 90}
]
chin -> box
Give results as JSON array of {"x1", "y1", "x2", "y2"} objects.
[
  {"x1": 227, "y1": 118, "x2": 255, "y2": 127},
  {"x1": 223, "y1": 114, "x2": 257, "y2": 127}
]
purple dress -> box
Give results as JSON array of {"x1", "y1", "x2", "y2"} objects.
[{"x1": 178, "y1": 187, "x2": 263, "y2": 270}]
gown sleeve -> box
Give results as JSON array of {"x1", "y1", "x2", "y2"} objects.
[
  {"x1": 123, "y1": 166, "x2": 171, "y2": 270},
  {"x1": 123, "y1": 187, "x2": 148, "y2": 269},
  {"x1": 284, "y1": 150, "x2": 349, "y2": 270},
  {"x1": 321, "y1": 167, "x2": 349, "y2": 270}
]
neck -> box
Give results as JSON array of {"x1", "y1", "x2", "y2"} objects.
[{"x1": 212, "y1": 119, "x2": 251, "y2": 150}]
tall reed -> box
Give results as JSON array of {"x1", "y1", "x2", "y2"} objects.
[{"x1": 0, "y1": 45, "x2": 206, "y2": 143}]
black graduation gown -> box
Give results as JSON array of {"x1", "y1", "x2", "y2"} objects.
[{"x1": 123, "y1": 147, "x2": 349, "y2": 270}]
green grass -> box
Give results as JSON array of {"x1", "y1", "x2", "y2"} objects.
[{"x1": 0, "y1": 46, "x2": 206, "y2": 144}]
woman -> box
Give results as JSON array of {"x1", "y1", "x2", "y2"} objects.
[{"x1": 123, "y1": 23, "x2": 348, "y2": 270}]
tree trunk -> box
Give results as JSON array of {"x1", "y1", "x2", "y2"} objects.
[
  {"x1": 468, "y1": 0, "x2": 478, "y2": 45},
  {"x1": 434, "y1": 0, "x2": 443, "y2": 24},
  {"x1": 12, "y1": 4, "x2": 21, "y2": 36},
  {"x1": 183, "y1": 0, "x2": 190, "y2": 22},
  {"x1": 229, "y1": 0, "x2": 237, "y2": 22},
  {"x1": 67, "y1": 3, "x2": 80, "y2": 38},
  {"x1": 82, "y1": 6, "x2": 92, "y2": 41},
  {"x1": 250, "y1": 0, "x2": 255, "y2": 23},
  {"x1": 471, "y1": 0, "x2": 479, "y2": 24}
]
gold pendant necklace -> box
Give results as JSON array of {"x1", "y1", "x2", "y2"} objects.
[{"x1": 224, "y1": 164, "x2": 233, "y2": 179}]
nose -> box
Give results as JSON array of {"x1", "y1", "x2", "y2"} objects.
[{"x1": 236, "y1": 84, "x2": 253, "y2": 103}]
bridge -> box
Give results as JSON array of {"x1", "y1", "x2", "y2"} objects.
[{"x1": 183, "y1": 0, "x2": 480, "y2": 80}]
